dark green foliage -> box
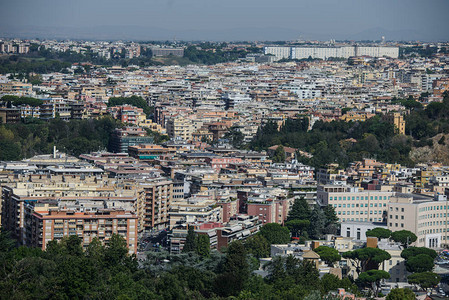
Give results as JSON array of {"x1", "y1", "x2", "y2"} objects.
[
  {"x1": 342, "y1": 247, "x2": 391, "y2": 274},
  {"x1": 386, "y1": 287, "x2": 415, "y2": 300},
  {"x1": 196, "y1": 234, "x2": 210, "y2": 258},
  {"x1": 365, "y1": 228, "x2": 392, "y2": 240},
  {"x1": 390, "y1": 230, "x2": 417, "y2": 248},
  {"x1": 0, "y1": 56, "x2": 71, "y2": 74},
  {"x1": 144, "y1": 128, "x2": 169, "y2": 144},
  {"x1": 223, "y1": 126, "x2": 244, "y2": 148},
  {"x1": 265, "y1": 256, "x2": 321, "y2": 298},
  {"x1": 401, "y1": 247, "x2": 437, "y2": 260},
  {"x1": 406, "y1": 93, "x2": 449, "y2": 140},
  {"x1": 285, "y1": 219, "x2": 310, "y2": 238},
  {"x1": 272, "y1": 145, "x2": 286, "y2": 163},
  {"x1": 259, "y1": 223, "x2": 291, "y2": 245},
  {"x1": 0, "y1": 116, "x2": 120, "y2": 160},
  {"x1": 183, "y1": 226, "x2": 197, "y2": 253},
  {"x1": 215, "y1": 241, "x2": 250, "y2": 297},
  {"x1": 183, "y1": 44, "x2": 247, "y2": 65},
  {"x1": 107, "y1": 95, "x2": 153, "y2": 116},
  {"x1": 309, "y1": 204, "x2": 326, "y2": 239},
  {"x1": 323, "y1": 205, "x2": 339, "y2": 235},
  {"x1": 244, "y1": 234, "x2": 270, "y2": 258},
  {"x1": 407, "y1": 272, "x2": 441, "y2": 291},
  {"x1": 0, "y1": 228, "x2": 361, "y2": 299},
  {"x1": 314, "y1": 246, "x2": 341, "y2": 267},
  {"x1": 250, "y1": 115, "x2": 413, "y2": 169},
  {"x1": 405, "y1": 254, "x2": 435, "y2": 273},
  {"x1": 358, "y1": 270, "x2": 390, "y2": 296},
  {"x1": 287, "y1": 197, "x2": 311, "y2": 221}
]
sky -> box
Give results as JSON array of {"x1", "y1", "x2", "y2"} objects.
[{"x1": 1, "y1": 0, "x2": 448, "y2": 41}]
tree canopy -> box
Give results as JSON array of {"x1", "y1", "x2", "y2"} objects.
[
  {"x1": 400, "y1": 247, "x2": 437, "y2": 260},
  {"x1": 358, "y1": 270, "x2": 390, "y2": 297},
  {"x1": 314, "y1": 246, "x2": 341, "y2": 267},
  {"x1": 385, "y1": 288, "x2": 416, "y2": 300},
  {"x1": 405, "y1": 254, "x2": 435, "y2": 273},
  {"x1": 365, "y1": 228, "x2": 392, "y2": 240},
  {"x1": 407, "y1": 272, "x2": 441, "y2": 291},
  {"x1": 390, "y1": 230, "x2": 417, "y2": 248},
  {"x1": 342, "y1": 247, "x2": 391, "y2": 274},
  {"x1": 259, "y1": 223, "x2": 291, "y2": 245}
]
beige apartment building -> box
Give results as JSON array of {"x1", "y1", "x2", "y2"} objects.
[
  {"x1": 317, "y1": 185, "x2": 395, "y2": 222},
  {"x1": 1, "y1": 175, "x2": 142, "y2": 244},
  {"x1": 388, "y1": 194, "x2": 449, "y2": 248},
  {"x1": 139, "y1": 178, "x2": 173, "y2": 231},
  {"x1": 0, "y1": 82, "x2": 32, "y2": 96},
  {"x1": 166, "y1": 117, "x2": 194, "y2": 141}
]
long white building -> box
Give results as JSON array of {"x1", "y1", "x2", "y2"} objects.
[{"x1": 264, "y1": 45, "x2": 399, "y2": 61}]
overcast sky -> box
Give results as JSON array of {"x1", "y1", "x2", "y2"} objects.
[{"x1": 1, "y1": 0, "x2": 448, "y2": 41}]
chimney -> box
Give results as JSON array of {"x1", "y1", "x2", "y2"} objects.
[{"x1": 53, "y1": 146, "x2": 57, "y2": 159}]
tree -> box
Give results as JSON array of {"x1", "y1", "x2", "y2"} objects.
[
  {"x1": 366, "y1": 228, "x2": 392, "y2": 240},
  {"x1": 244, "y1": 234, "x2": 270, "y2": 258},
  {"x1": 405, "y1": 254, "x2": 435, "y2": 273},
  {"x1": 309, "y1": 205, "x2": 326, "y2": 239},
  {"x1": 386, "y1": 288, "x2": 415, "y2": 300},
  {"x1": 195, "y1": 234, "x2": 210, "y2": 258},
  {"x1": 358, "y1": 270, "x2": 390, "y2": 296},
  {"x1": 104, "y1": 234, "x2": 129, "y2": 267},
  {"x1": 215, "y1": 241, "x2": 250, "y2": 297},
  {"x1": 285, "y1": 219, "x2": 310, "y2": 238},
  {"x1": 287, "y1": 197, "x2": 311, "y2": 221},
  {"x1": 342, "y1": 247, "x2": 391, "y2": 274},
  {"x1": 314, "y1": 246, "x2": 341, "y2": 267},
  {"x1": 407, "y1": 272, "x2": 441, "y2": 291},
  {"x1": 183, "y1": 226, "x2": 197, "y2": 253},
  {"x1": 323, "y1": 205, "x2": 339, "y2": 235},
  {"x1": 390, "y1": 230, "x2": 417, "y2": 248},
  {"x1": 61, "y1": 235, "x2": 83, "y2": 256},
  {"x1": 259, "y1": 223, "x2": 291, "y2": 245},
  {"x1": 401, "y1": 247, "x2": 437, "y2": 260},
  {"x1": 224, "y1": 126, "x2": 244, "y2": 148},
  {"x1": 272, "y1": 145, "x2": 286, "y2": 163}
]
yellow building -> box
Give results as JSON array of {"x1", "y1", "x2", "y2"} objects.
[{"x1": 383, "y1": 112, "x2": 405, "y2": 135}]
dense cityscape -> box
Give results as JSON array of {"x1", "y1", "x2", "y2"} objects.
[{"x1": 1, "y1": 1, "x2": 449, "y2": 297}]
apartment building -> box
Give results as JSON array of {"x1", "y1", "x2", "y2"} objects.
[
  {"x1": 108, "y1": 105, "x2": 146, "y2": 125},
  {"x1": 139, "y1": 178, "x2": 173, "y2": 231},
  {"x1": 30, "y1": 207, "x2": 137, "y2": 254},
  {"x1": 166, "y1": 117, "x2": 194, "y2": 141},
  {"x1": 1, "y1": 176, "x2": 140, "y2": 244},
  {"x1": 317, "y1": 185, "x2": 395, "y2": 222},
  {"x1": 168, "y1": 197, "x2": 222, "y2": 229},
  {"x1": 246, "y1": 197, "x2": 289, "y2": 225},
  {"x1": 0, "y1": 82, "x2": 32, "y2": 96}
]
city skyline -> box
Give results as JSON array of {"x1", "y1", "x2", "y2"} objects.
[{"x1": 1, "y1": 0, "x2": 449, "y2": 41}]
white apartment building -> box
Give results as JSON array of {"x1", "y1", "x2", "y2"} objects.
[
  {"x1": 263, "y1": 46, "x2": 291, "y2": 60},
  {"x1": 265, "y1": 46, "x2": 399, "y2": 61},
  {"x1": 317, "y1": 185, "x2": 395, "y2": 222}
]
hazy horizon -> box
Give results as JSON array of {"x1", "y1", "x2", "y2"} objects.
[{"x1": 1, "y1": 0, "x2": 449, "y2": 41}]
